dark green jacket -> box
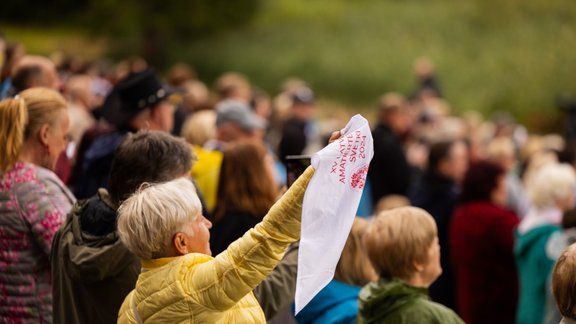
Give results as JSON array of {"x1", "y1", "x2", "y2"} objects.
[
  {"x1": 51, "y1": 189, "x2": 140, "y2": 324},
  {"x1": 357, "y1": 277, "x2": 464, "y2": 324}
]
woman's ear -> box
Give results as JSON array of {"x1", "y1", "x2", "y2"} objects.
[
  {"x1": 38, "y1": 123, "x2": 51, "y2": 147},
  {"x1": 173, "y1": 232, "x2": 189, "y2": 255}
]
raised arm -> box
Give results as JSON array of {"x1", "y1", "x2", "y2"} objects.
[{"x1": 184, "y1": 167, "x2": 314, "y2": 311}]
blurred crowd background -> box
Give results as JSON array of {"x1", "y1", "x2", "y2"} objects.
[
  {"x1": 3, "y1": 0, "x2": 576, "y2": 323},
  {"x1": 2, "y1": 0, "x2": 576, "y2": 132}
]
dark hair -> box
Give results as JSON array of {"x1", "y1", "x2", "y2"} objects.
[
  {"x1": 562, "y1": 208, "x2": 576, "y2": 229},
  {"x1": 427, "y1": 140, "x2": 455, "y2": 173},
  {"x1": 558, "y1": 144, "x2": 576, "y2": 166},
  {"x1": 460, "y1": 160, "x2": 505, "y2": 203},
  {"x1": 108, "y1": 130, "x2": 195, "y2": 206},
  {"x1": 12, "y1": 65, "x2": 43, "y2": 93}
]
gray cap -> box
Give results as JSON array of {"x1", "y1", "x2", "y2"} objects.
[{"x1": 216, "y1": 99, "x2": 267, "y2": 131}]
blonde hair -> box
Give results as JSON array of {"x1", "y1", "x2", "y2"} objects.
[
  {"x1": 527, "y1": 163, "x2": 576, "y2": 209},
  {"x1": 335, "y1": 218, "x2": 378, "y2": 286},
  {"x1": 117, "y1": 178, "x2": 202, "y2": 259},
  {"x1": 486, "y1": 136, "x2": 516, "y2": 162},
  {"x1": 0, "y1": 98, "x2": 27, "y2": 173},
  {"x1": 0, "y1": 87, "x2": 67, "y2": 173},
  {"x1": 553, "y1": 243, "x2": 576, "y2": 320},
  {"x1": 181, "y1": 110, "x2": 216, "y2": 146},
  {"x1": 364, "y1": 207, "x2": 437, "y2": 280}
]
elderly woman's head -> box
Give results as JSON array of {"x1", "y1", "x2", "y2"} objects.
[
  {"x1": 117, "y1": 178, "x2": 211, "y2": 259},
  {"x1": 528, "y1": 163, "x2": 576, "y2": 211},
  {"x1": 0, "y1": 87, "x2": 69, "y2": 173},
  {"x1": 364, "y1": 206, "x2": 441, "y2": 287}
]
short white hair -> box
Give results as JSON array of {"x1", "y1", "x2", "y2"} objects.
[
  {"x1": 528, "y1": 163, "x2": 576, "y2": 209},
  {"x1": 117, "y1": 178, "x2": 202, "y2": 259}
]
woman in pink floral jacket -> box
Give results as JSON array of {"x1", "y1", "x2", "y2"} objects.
[{"x1": 0, "y1": 88, "x2": 75, "y2": 323}]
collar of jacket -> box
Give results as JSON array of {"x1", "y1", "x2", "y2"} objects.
[{"x1": 141, "y1": 253, "x2": 213, "y2": 271}]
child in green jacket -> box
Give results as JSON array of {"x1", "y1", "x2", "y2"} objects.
[{"x1": 358, "y1": 206, "x2": 463, "y2": 324}]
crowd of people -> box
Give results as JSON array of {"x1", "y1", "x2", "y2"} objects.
[{"x1": 2, "y1": 30, "x2": 576, "y2": 324}]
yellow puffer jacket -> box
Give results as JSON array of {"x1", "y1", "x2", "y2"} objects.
[{"x1": 117, "y1": 167, "x2": 314, "y2": 324}]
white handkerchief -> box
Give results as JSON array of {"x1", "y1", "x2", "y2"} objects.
[{"x1": 295, "y1": 114, "x2": 374, "y2": 314}]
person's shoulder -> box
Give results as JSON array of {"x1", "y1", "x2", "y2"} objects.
[
  {"x1": 84, "y1": 131, "x2": 126, "y2": 161},
  {"x1": 7, "y1": 163, "x2": 45, "y2": 193},
  {"x1": 35, "y1": 164, "x2": 65, "y2": 185},
  {"x1": 410, "y1": 299, "x2": 464, "y2": 323}
]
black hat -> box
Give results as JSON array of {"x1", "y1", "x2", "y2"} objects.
[{"x1": 101, "y1": 69, "x2": 172, "y2": 127}]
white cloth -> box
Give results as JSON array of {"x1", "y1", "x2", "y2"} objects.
[{"x1": 294, "y1": 114, "x2": 374, "y2": 314}]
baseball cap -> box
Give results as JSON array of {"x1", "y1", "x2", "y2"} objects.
[{"x1": 216, "y1": 99, "x2": 267, "y2": 132}]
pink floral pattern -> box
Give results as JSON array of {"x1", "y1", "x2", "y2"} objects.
[{"x1": 0, "y1": 162, "x2": 75, "y2": 323}]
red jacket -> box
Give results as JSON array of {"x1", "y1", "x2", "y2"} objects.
[{"x1": 450, "y1": 201, "x2": 520, "y2": 324}]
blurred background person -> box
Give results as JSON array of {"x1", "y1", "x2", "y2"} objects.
[
  {"x1": 11, "y1": 55, "x2": 61, "y2": 95},
  {"x1": 411, "y1": 57, "x2": 443, "y2": 100},
  {"x1": 0, "y1": 88, "x2": 75, "y2": 323},
  {"x1": 278, "y1": 86, "x2": 320, "y2": 164},
  {"x1": 515, "y1": 163, "x2": 576, "y2": 324},
  {"x1": 164, "y1": 62, "x2": 209, "y2": 136},
  {"x1": 214, "y1": 71, "x2": 253, "y2": 103},
  {"x1": 410, "y1": 139, "x2": 469, "y2": 311},
  {"x1": 367, "y1": 92, "x2": 412, "y2": 211},
  {"x1": 295, "y1": 217, "x2": 378, "y2": 324},
  {"x1": 450, "y1": 160, "x2": 520, "y2": 324},
  {"x1": 191, "y1": 99, "x2": 267, "y2": 213},
  {"x1": 63, "y1": 74, "x2": 97, "y2": 158},
  {"x1": 1, "y1": 41, "x2": 26, "y2": 99},
  {"x1": 486, "y1": 136, "x2": 530, "y2": 217},
  {"x1": 180, "y1": 109, "x2": 217, "y2": 148},
  {"x1": 0, "y1": 31, "x2": 6, "y2": 96},
  {"x1": 358, "y1": 207, "x2": 463, "y2": 323},
  {"x1": 71, "y1": 68, "x2": 175, "y2": 199},
  {"x1": 210, "y1": 139, "x2": 279, "y2": 255},
  {"x1": 373, "y1": 194, "x2": 411, "y2": 216}
]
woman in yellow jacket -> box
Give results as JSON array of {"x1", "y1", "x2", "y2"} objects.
[{"x1": 116, "y1": 165, "x2": 314, "y2": 323}]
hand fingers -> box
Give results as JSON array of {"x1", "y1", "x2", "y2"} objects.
[{"x1": 328, "y1": 130, "x2": 342, "y2": 144}]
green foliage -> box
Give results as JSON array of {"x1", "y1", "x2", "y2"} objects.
[
  {"x1": 174, "y1": 0, "x2": 576, "y2": 130},
  {"x1": 0, "y1": 0, "x2": 261, "y2": 67},
  {"x1": 80, "y1": 0, "x2": 261, "y2": 66},
  {"x1": 3, "y1": 0, "x2": 576, "y2": 130}
]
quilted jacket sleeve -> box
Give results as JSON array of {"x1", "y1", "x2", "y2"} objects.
[{"x1": 184, "y1": 167, "x2": 314, "y2": 311}]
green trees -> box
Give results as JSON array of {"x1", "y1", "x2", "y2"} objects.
[{"x1": 0, "y1": 0, "x2": 261, "y2": 66}]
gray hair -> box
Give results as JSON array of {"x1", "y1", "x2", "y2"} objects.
[
  {"x1": 528, "y1": 163, "x2": 576, "y2": 209},
  {"x1": 117, "y1": 178, "x2": 202, "y2": 259}
]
